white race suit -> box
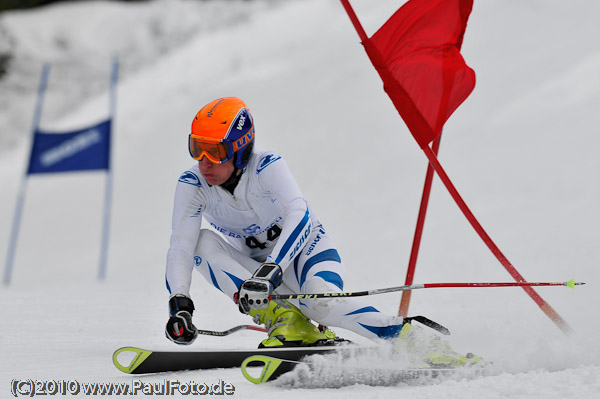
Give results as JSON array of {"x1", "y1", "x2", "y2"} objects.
[{"x1": 165, "y1": 148, "x2": 403, "y2": 339}]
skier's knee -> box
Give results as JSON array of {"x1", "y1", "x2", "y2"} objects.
[
  {"x1": 303, "y1": 275, "x2": 342, "y2": 297},
  {"x1": 299, "y1": 278, "x2": 343, "y2": 323}
]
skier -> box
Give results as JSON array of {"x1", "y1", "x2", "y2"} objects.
[{"x1": 164, "y1": 97, "x2": 477, "y2": 367}]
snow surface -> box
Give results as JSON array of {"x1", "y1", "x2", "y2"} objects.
[{"x1": 1, "y1": 0, "x2": 599, "y2": 397}]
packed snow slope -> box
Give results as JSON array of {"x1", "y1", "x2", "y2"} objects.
[{"x1": 1, "y1": 0, "x2": 599, "y2": 397}]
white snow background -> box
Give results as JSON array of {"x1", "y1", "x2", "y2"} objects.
[{"x1": 1, "y1": 0, "x2": 599, "y2": 397}]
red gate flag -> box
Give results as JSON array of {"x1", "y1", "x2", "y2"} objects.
[
  {"x1": 362, "y1": 0, "x2": 475, "y2": 147},
  {"x1": 341, "y1": 0, "x2": 572, "y2": 333}
]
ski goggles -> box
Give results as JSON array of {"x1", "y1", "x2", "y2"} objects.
[{"x1": 188, "y1": 134, "x2": 234, "y2": 164}]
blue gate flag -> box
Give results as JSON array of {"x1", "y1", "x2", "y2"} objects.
[{"x1": 27, "y1": 119, "x2": 111, "y2": 175}]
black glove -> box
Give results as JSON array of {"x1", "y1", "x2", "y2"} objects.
[
  {"x1": 235, "y1": 263, "x2": 283, "y2": 314},
  {"x1": 165, "y1": 295, "x2": 198, "y2": 345}
]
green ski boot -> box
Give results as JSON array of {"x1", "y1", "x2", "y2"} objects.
[
  {"x1": 249, "y1": 300, "x2": 336, "y2": 348},
  {"x1": 397, "y1": 322, "x2": 482, "y2": 368}
]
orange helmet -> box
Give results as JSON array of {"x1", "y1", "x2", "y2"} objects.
[{"x1": 189, "y1": 97, "x2": 255, "y2": 170}]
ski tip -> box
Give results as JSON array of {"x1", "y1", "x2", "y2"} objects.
[
  {"x1": 241, "y1": 355, "x2": 283, "y2": 384},
  {"x1": 241, "y1": 355, "x2": 299, "y2": 384},
  {"x1": 113, "y1": 347, "x2": 153, "y2": 374}
]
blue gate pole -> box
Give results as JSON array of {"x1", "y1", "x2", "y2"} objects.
[
  {"x1": 3, "y1": 63, "x2": 51, "y2": 285},
  {"x1": 98, "y1": 57, "x2": 119, "y2": 281}
]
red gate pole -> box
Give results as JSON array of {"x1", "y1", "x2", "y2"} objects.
[
  {"x1": 420, "y1": 144, "x2": 572, "y2": 333},
  {"x1": 399, "y1": 135, "x2": 442, "y2": 317}
]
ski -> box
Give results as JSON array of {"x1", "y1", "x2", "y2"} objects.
[
  {"x1": 241, "y1": 354, "x2": 461, "y2": 385},
  {"x1": 112, "y1": 342, "x2": 351, "y2": 375},
  {"x1": 113, "y1": 316, "x2": 451, "y2": 375}
]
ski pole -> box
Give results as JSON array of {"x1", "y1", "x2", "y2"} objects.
[
  {"x1": 197, "y1": 324, "x2": 267, "y2": 337},
  {"x1": 270, "y1": 279, "x2": 584, "y2": 301}
]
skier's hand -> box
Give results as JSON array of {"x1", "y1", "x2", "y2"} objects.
[
  {"x1": 165, "y1": 295, "x2": 198, "y2": 345},
  {"x1": 235, "y1": 263, "x2": 283, "y2": 314}
]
